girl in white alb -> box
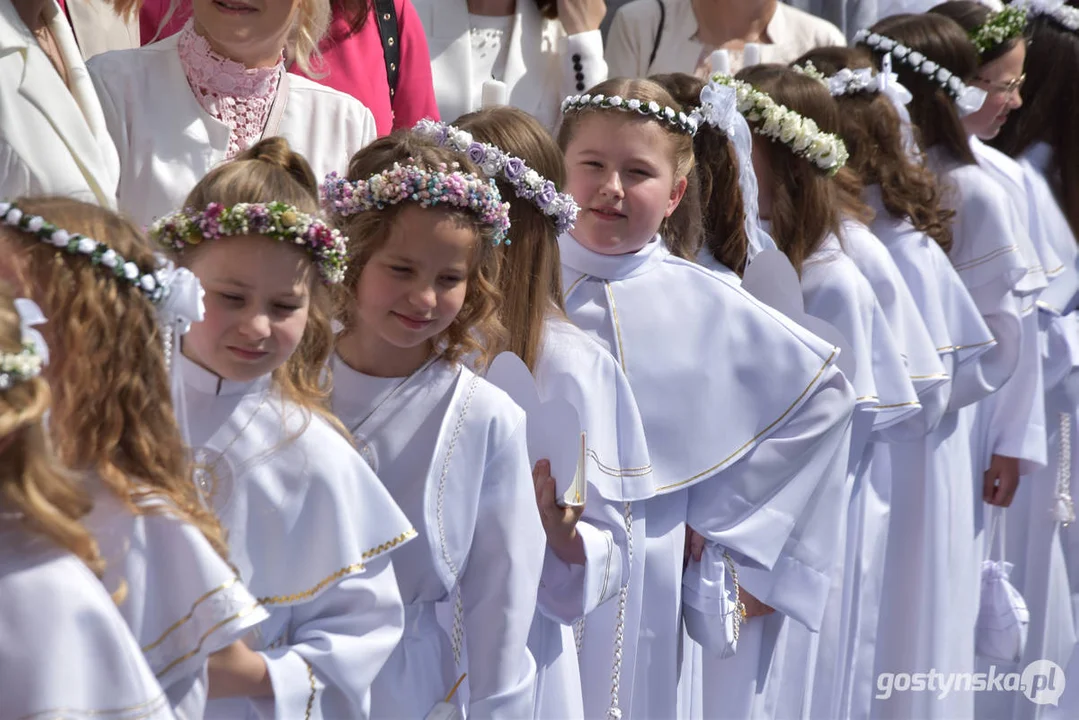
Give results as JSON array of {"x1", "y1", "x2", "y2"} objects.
[
  {"x1": 0, "y1": 288, "x2": 171, "y2": 720},
  {"x1": 556, "y1": 77, "x2": 856, "y2": 720},
  {"x1": 0, "y1": 196, "x2": 268, "y2": 720},
  {"x1": 323, "y1": 131, "x2": 545, "y2": 719},
  {"x1": 436, "y1": 106, "x2": 655, "y2": 719},
  {"x1": 151, "y1": 137, "x2": 415, "y2": 720}
]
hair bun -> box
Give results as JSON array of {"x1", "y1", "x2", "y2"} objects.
[{"x1": 240, "y1": 137, "x2": 320, "y2": 202}]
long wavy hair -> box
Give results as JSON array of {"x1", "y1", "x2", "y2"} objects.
[
  {"x1": 331, "y1": 131, "x2": 507, "y2": 370},
  {"x1": 454, "y1": 106, "x2": 567, "y2": 373},
  {"x1": 557, "y1": 77, "x2": 704, "y2": 260},
  {"x1": 177, "y1": 136, "x2": 346, "y2": 438},
  {"x1": 0, "y1": 282, "x2": 104, "y2": 575},
  {"x1": 795, "y1": 46, "x2": 955, "y2": 253},
  {"x1": 652, "y1": 71, "x2": 750, "y2": 274},
  {"x1": 994, "y1": 11, "x2": 1079, "y2": 239},
  {"x1": 735, "y1": 65, "x2": 844, "y2": 274},
  {"x1": 0, "y1": 198, "x2": 228, "y2": 561}
]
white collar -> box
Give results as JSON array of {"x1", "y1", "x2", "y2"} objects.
[
  {"x1": 557, "y1": 232, "x2": 669, "y2": 282},
  {"x1": 178, "y1": 351, "x2": 272, "y2": 397}
]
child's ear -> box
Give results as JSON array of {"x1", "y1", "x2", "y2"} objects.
[{"x1": 665, "y1": 175, "x2": 689, "y2": 218}]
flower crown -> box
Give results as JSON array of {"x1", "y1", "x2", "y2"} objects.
[
  {"x1": 321, "y1": 164, "x2": 512, "y2": 245},
  {"x1": 1012, "y1": 0, "x2": 1079, "y2": 32},
  {"x1": 0, "y1": 300, "x2": 46, "y2": 391},
  {"x1": 1, "y1": 201, "x2": 172, "y2": 303},
  {"x1": 794, "y1": 57, "x2": 914, "y2": 105},
  {"x1": 970, "y1": 5, "x2": 1029, "y2": 52},
  {"x1": 150, "y1": 202, "x2": 348, "y2": 285},
  {"x1": 411, "y1": 119, "x2": 580, "y2": 235},
  {"x1": 560, "y1": 93, "x2": 700, "y2": 135},
  {"x1": 710, "y1": 74, "x2": 849, "y2": 176},
  {"x1": 854, "y1": 29, "x2": 988, "y2": 115}
]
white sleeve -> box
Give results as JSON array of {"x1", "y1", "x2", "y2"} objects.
[
  {"x1": 253, "y1": 558, "x2": 404, "y2": 720},
  {"x1": 562, "y1": 30, "x2": 607, "y2": 96},
  {"x1": 537, "y1": 495, "x2": 628, "y2": 624},
  {"x1": 948, "y1": 284, "x2": 1023, "y2": 411},
  {"x1": 459, "y1": 422, "x2": 546, "y2": 719}
]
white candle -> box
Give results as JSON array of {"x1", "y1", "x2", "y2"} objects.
[
  {"x1": 481, "y1": 79, "x2": 508, "y2": 108},
  {"x1": 709, "y1": 49, "x2": 731, "y2": 76},
  {"x1": 743, "y1": 42, "x2": 762, "y2": 68}
]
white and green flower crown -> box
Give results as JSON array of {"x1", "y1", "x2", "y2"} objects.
[
  {"x1": 560, "y1": 93, "x2": 700, "y2": 135},
  {"x1": 970, "y1": 5, "x2": 1029, "y2": 52},
  {"x1": 150, "y1": 201, "x2": 348, "y2": 285},
  {"x1": 1012, "y1": 0, "x2": 1079, "y2": 32},
  {"x1": 0, "y1": 299, "x2": 46, "y2": 391},
  {"x1": 710, "y1": 74, "x2": 849, "y2": 176}
]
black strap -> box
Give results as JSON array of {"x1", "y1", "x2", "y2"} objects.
[
  {"x1": 648, "y1": 0, "x2": 666, "y2": 72},
  {"x1": 373, "y1": 0, "x2": 402, "y2": 100}
]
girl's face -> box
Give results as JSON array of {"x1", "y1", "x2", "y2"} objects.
[
  {"x1": 348, "y1": 205, "x2": 474, "y2": 376},
  {"x1": 192, "y1": 0, "x2": 300, "y2": 67},
  {"x1": 184, "y1": 235, "x2": 312, "y2": 382},
  {"x1": 563, "y1": 113, "x2": 688, "y2": 256},
  {"x1": 965, "y1": 41, "x2": 1026, "y2": 140}
]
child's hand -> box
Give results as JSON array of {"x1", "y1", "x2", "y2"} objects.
[
  {"x1": 739, "y1": 588, "x2": 775, "y2": 620},
  {"x1": 533, "y1": 459, "x2": 586, "y2": 565},
  {"x1": 207, "y1": 640, "x2": 273, "y2": 699},
  {"x1": 983, "y1": 454, "x2": 1021, "y2": 507}
]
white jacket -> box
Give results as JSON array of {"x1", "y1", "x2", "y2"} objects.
[
  {"x1": 88, "y1": 33, "x2": 377, "y2": 227},
  {"x1": 0, "y1": 0, "x2": 120, "y2": 206},
  {"x1": 413, "y1": 0, "x2": 606, "y2": 129}
]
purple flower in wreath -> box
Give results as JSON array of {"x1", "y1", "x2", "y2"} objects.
[
  {"x1": 503, "y1": 157, "x2": 527, "y2": 181},
  {"x1": 467, "y1": 143, "x2": 488, "y2": 165},
  {"x1": 536, "y1": 181, "x2": 557, "y2": 209}
]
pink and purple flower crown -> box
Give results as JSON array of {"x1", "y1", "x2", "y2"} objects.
[
  {"x1": 321, "y1": 162, "x2": 512, "y2": 245},
  {"x1": 150, "y1": 201, "x2": 348, "y2": 284},
  {"x1": 411, "y1": 119, "x2": 580, "y2": 236}
]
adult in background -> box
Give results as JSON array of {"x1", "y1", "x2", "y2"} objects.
[
  {"x1": 139, "y1": 0, "x2": 438, "y2": 135},
  {"x1": 413, "y1": 0, "x2": 608, "y2": 129},
  {"x1": 62, "y1": 0, "x2": 140, "y2": 59},
  {"x1": 606, "y1": 0, "x2": 844, "y2": 78},
  {"x1": 784, "y1": 0, "x2": 881, "y2": 42},
  {"x1": 89, "y1": 0, "x2": 378, "y2": 228},
  {"x1": 0, "y1": 0, "x2": 122, "y2": 205}
]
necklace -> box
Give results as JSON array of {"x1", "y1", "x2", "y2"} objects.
[
  {"x1": 193, "y1": 394, "x2": 268, "y2": 502},
  {"x1": 342, "y1": 355, "x2": 439, "y2": 437}
]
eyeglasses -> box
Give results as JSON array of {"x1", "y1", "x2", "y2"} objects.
[{"x1": 973, "y1": 73, "x2": 1026, "y2": 95}]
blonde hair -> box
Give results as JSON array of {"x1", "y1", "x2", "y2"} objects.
[
  {"x1": 175, "y1": 136, "x2": 346, "y2": 438},
  {"x1": 0, "y1": 282, "x2": 103, "y2": 575},
  {"x1": 0, "y1": 197, "x2": 228, "y2": 561},
  {"x1": 332, "y1": 131, "x2": 507, "y2": 370},
  {"x1": 557, "y1": 77, "x2": 703, "y2": 260},
  {"x1": 454, "y1": 106, "x2": 567, "y2": 373},
  {"x1": 292, "y1": 0, "x2": 332, "y2": 76}
]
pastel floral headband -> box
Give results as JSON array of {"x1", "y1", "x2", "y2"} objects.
[
  {"x1": 0, "y1": 299, "x2": 47, "y2": 391},
  {"x1": 321, "y1": 163, "x2": 512, "y2": 245},
  {"x1": 411, "y1": 119, "x2": 580, "y2": 235},
  {"x1": 560, "y1": 93, "x2": 701, "y2": 135},
  {"x1": 970, "y1": 5, "x2": 1029, "y2": 52},
  {"x1": 853, "y1": 30, "x2": 988, "y2": 116},
  {"x1": 710, "y1": 74, "x2": 849, "y2": 176},
  {"x1": 1011, "y1": 0, "x2": 1079, "y2": 32},
  {"x1": 151, "y1": 201, "x2": 348, "y2": 285}
]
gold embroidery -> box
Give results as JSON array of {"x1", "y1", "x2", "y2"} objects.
[
  {"x1": 936, "y1": 338, "x2": 996, "y2": 353},
  {"x1": 655, "y1": 349, "x2": 839, "y2": 492},
  {"x1": 141, "y1": 577, "x2": 241, "y2": 654},
  {"x1": 952, "y1": 244, "x2": 1018, "y2": 272},
  {"x1": 605, "y1": 282, "x2": 628, "y2": 374},
  {"x1": 564, "y1": 273, "x2": 588, "y2": 298},
  {"x1": 909, "y1": 372, "x2": 950, "y2": 380},
  {"x1": 154, "y1": 602, "x2": 264, "y2": 679},
  {"x1": 255, "y1": 529, "x2": 416, "y2": 606},
  {"x1": 19, "y1": 693, "x2": 169, "y2": 720},
  {"x1": 872, "y1": 400, "x2": 922, "y2": 410},
  {"x1": 586, "y1": 449, "x2": 653, "y2": 478},
  {"x1": 304, "y1": 659, "x2": 317, "y2": 720},
  {"x1": 1036, "y1": 299, "x2": 1062, "y2": 314},
  {"x1": 856, "y1": 395, "x2": 880, "y2": 403}
]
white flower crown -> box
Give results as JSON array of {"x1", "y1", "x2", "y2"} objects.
[
  {"x1": 710, "y1": 74, "x2": 849, "y2": 176},
  {"x1": 0, "y1": 299, "x2": 46, "y2": 391},
  {"x1": 1012, "y1": 0, "x2": 1079, "y2": 32},
  {"x1": 560, "y1": 93, "x2": 700, "y2": 135},
  {"x1": 794, "y1": 57, "x2": 914, "y2": 105},
  {"x1": 411, "y1": 119, "x2": 581, "y2": 235},
  {"x1": 853, "y1": 29, "x2": 988, "y2": 116}
]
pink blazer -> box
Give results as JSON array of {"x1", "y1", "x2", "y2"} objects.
[{"x1": 139, "y1": 0, "x2": 439, "y2": 135}]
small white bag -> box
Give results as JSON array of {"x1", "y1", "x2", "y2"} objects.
[
  {"x1": 682, "y1": 544, "x2": 743, "y2": 659},
  {"x1": 975, "y1": 507, "x2": 1029, "y2": 663}
]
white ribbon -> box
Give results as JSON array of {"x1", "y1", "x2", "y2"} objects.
[
  {"x1": 13, "y1": 298, "x2": 49, "y2": 367},
  {"x1": 956, "y1": 84, "x2": 990, "y2": 116},
  {"x1": 156, "y1": 262, "x2": 205, "y2": 336}
]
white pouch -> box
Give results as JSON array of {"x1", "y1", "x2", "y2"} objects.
[
  {"x1": 682, "y1": 543, "x2": 743, "y2": 659},
  {"x1": 975, "y1": 506, "x2": 1029, "y2": 663}
]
